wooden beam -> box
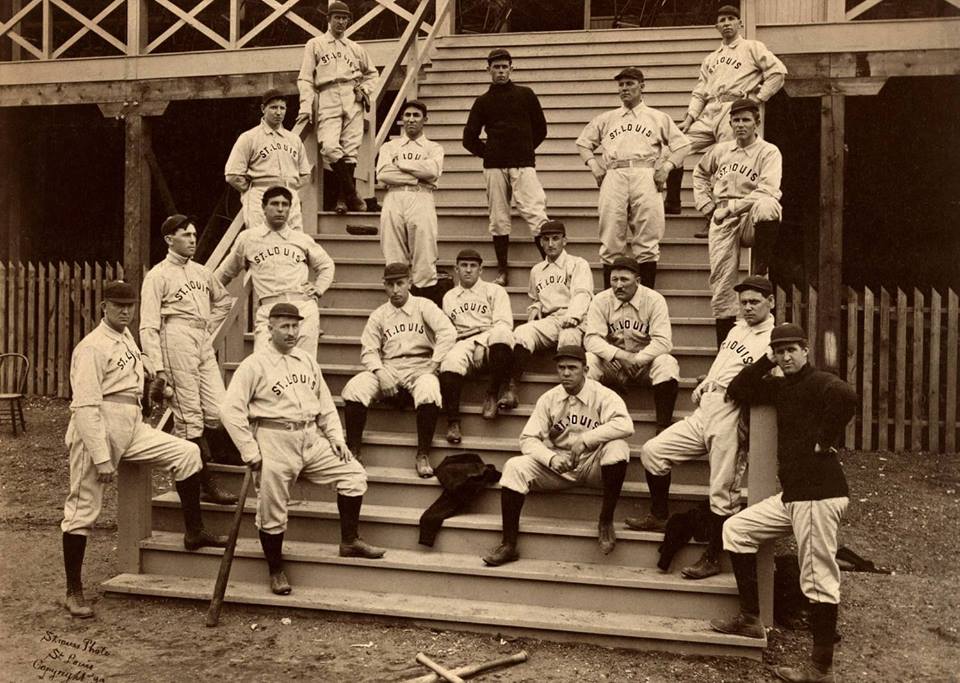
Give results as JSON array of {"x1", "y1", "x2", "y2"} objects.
[
  {"x1": 817, "y1": 93, "x2": 845, "y2": 374},
  {"x1": 784, "y1": 77, "x2": 886, "y2": 98},
  {"x1": 98, "y1": 99, "x2": 169, "y2": 118},
  {"x1": 122, "y1": 112, "x2": 151, "y2": 319},
  {"x1": 782, "y1": 49, "x2": 960, "y2": 82}
]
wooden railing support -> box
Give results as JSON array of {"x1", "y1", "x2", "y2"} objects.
[
  {"x1": 117, "y1": 460, "x2": 153, "y2": 573},
  {"x1": 748, "y1": 405, "x2": 778, "y2": 626}
]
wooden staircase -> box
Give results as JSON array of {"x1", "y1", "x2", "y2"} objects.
[{"x1": 103, "y1": 25, "x2": 769, "y2": 659}]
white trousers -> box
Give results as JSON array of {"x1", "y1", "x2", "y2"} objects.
[
  {"x1": 513, "y1": 316, "x2": 583, "y2": 354},
  {"x1": 380, "y1": 189, "x2": 439, "y2": 288},
  {"x1": 341, "y1": 357, "x2": 441, "y2": 407},
  {"x1": 499, "y1": 440, "x2": 631, "y2": 494},
  {"x1": 483, "y1": 167, "x2": 548, "y2": 236},
  {"x1": 586, "y1": 353, "x2": 680, "y2": 386},
  {"x1": 439, "y1": 328, "x2": 514, "y2": 376},
  {"x1": 161, "y1": 322, "x2": 225, "y2": 439},
  {"x1": 316, "y1": 83, "x2": 364, "y2": 165},
  {"x1": 598, "y1": 167, "x2": 664, "y2": 265}
]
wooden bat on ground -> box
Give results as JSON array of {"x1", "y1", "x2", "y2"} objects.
[
  {"x1": 205, "y1": 466, "x2": 254, "y2": 627},
  {"x1": 405, "y1": 650, "x2": 528, "y2": 683},
  {"x1": 415, "y1": 653, "x2": 465, "y2": 683}
]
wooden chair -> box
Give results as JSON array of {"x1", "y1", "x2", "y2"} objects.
[{"x1": 0, "y1": 353, "x2": 29, "y2": 436}]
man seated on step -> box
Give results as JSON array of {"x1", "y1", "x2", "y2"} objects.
[
  {"x1": 341, "y1": 263, "x2": 456, "y2": 478},
  {"x1": 482, "y1": 346, "x2": 633, "y2": 566},
  {"x1": 225, "y1": 88, "x2": 312, "y2": 232},
  {"x1": 583, "y1": 255, "x2": 680, "y2": 435},
  {"x1": 61, "y1": 281, "x2": 228, "y2": 619},
  {"x1": 575, "y1": 66, "x2": 691, "y2": 290},
  {"x1": 499, "y1": 220, "x2": 593, "y2": 412},
  {"x1": 377, "y1": 99, "x2": 446, "y2": 307},
  {"x1": 663, "y1": 4, "x2": 786, "y2": 218},
  {"x1": 221, "y1": 303, "x2": 385, "y2": 597},
  {"x1": 625, "y1": 275, "x2": 775, "y2": 581},
  {"x1": 439, "y1": 249, "x2": 515, "y2": 445},
  {"x1": 214, "y1": 186, "x2": 334, "y2": 356},
  {"x1": 693, "y1": 98, "x2": 783, "y2": 348}
]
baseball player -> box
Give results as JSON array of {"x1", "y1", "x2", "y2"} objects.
[
  {"x1": 225, "y1": 89, "x2": 312, "y2": 232},
  {"x1": 341, "y1": 263, "x2": 456, "y2": 478},
  {"x1": 693, "y1": 98, "x2": 782, "y2": 347},
  {"x1": 482, "y1": 346, "x2": 634, "y2": 566},
  {"x1": 625, "y1": 275, "x2": 775, "y2": 581},
  {"x1": 575, "y1": 67, "x2": 691, "y2": 290},
  {"x1": 61, "y1": 281, "x2": 227, "y2": 618},
  {"x1": 377, "y1": 99, "x2": 445, "y2": 306},
  {"x1": 296, "y1": 1, "x2": 378, "y2": 214},
  {"x1": 439, "y1": 249, "x2": 514, "y2": 444},
  {"x1": 713, "y1": 323, "x2": 856, "y2": 683},
  {"x1": 140, "y1": 214, "x2": 238, "y2": 505},
  {"x1": 221, "y1": 303, "x2": 384, "y2": 595},
  {"x1": 664, "y1": 4, "x2": 786, "y2": 218},
  {"x1": 462, "y1": 48, "x2": 549, "y2": 286},
  {"x1": 214, "y1": 186, "x2": 334, "y2": 355},
  {"x1": 499, "y1": 220, "x2": 593, "y2": 412},
  {"x1": 583, "y1": 255, "x2": 680, "y2": 434}
]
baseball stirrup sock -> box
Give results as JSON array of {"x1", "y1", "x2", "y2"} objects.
[
  {"x1": 653, "y1": 379, "x2": 678, "y2": 429},
  {"x1": 715, "y1": 317, "x2": 737, "y2": 348},
  {"x1": 62, "y1": 533, "x2": 87, "y2": 594},
  {"x1": 534, "y1": 235, "x2": 546, "y2": 259},
  {"x1": 487, "y1": 343, "x2": 513, "y2": 391},
  {"x1": 599, "y1": 461, "x2": 628, "y2": 523},
  {"x1": 602, "y1": 264, "x2": 613, "y2": 290},
  {"x1": 337, "y1": 494, "x2": 363, "y2": 543},
  {"x1": 492, "y1": 235, "x2": 510, "y2": 269},
  {"x1": 415, "y1": 403, "x2": 440, "y2": 453},
  {"x1": 258, "y1": 531, "x2": 284, "y2": 574},
  {"x1": 637, "y1": 261, "x2": 657, "y2": 289},
  {"x1": 665, "y1": 167, "x2": 684, "y2": 211},
  {"x1": 174, "y1": 472, "x2": 204, "y2": 535},
  {"x1": 729, "y1": 552, "x2": 760, "y2": 616},
  {"x1": 645, "y1": 470, "x2": 671, "y2": 519},
  {"x1": 511, "y1": 345, "x2": 532, "y2": 381},
  {"x1": 439, "y1": 372, "x2": 463, "y2": 419},
  {"x1": 343, "y1": 400, "x2": 367, "y2": 454},
  {"x1": 500, "y1": 488, "x2": 526, "y2": 546}
]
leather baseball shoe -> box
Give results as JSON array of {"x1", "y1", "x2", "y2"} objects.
[
  {"x1": 482, "y1": 543, "x2": 519, "y2": 567},
  {"x1": 184, "y1": 529, "x2": 229, "y2": 551},
  {"x1": 65, "y1": 592, "x2": 94, "y2": 619},
  {"x1": 270, "y1": 570, "x2": 292, "y2": 595},
  {"x1": 710, "y1": 611, "x2": 765, "y2": 639},
  {"x1": 481, "y1": 393, "x2": 499, "y2": 419},
  {"x1": 415, "y1": 453, "x2": 434, "y2": 478},
  {"x1": 624, "y1": 512, "x2": 667, "y2": 533},
  {"x1": 598, "y1": 521, "x2": 616, "y2": 555},
  {"x1": 774, "y1": 664, "x2": 835, "y2": 682},
  {"x1": 497, "y1": 380, "x2": 519, "y2": 410},
  {"x1": 339, "y1": 538, "x2": 386, "y2": 559},
  {"x1": 445, "y1": 421, "x2": 462, "y2": 444},
  {"x1": 681, "y1": 551, "x2": 721, "y2": 580},
  {"x1": 493, "y1": 269, "x2": 509, "y2": 287}
]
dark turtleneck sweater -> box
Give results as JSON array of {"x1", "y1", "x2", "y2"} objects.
[
  {"x1": 462, "y1": 81, "x2": 547, "y2": 169},
  {"x1": 727, "y1": 356, "x2": 857, "y2": 502}
]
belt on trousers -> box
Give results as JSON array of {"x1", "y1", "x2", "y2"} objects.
[
  {"x1": 259, "y1": 292, "x2": 311, "y2": 307},
  {"x1": 249, "y1": 177, "x2": 298, "y2": 189},
  {"x1": 388, "y1": 353, "x2": 432, "y2": 360},
  {"x1": 606, "y1": 159, "x2": 656, "y2": 169},
  {"x1": 387, "y1": 184, "x2": 434, "y2": 193},
  {"x1": 256, "y1": 419, "x2": 314, "y2": 431},
  {"x1": 103, "y1": 394, "x2": 140, "y2": 406},
  {"x1": 163, "y1": 316, "x2": 207, "y2": 330}
]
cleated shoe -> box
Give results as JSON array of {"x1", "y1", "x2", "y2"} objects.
[
  {"x1": 624, "y1": 513, "x2": 668, "y2": 533},
  {"x1": 270, "y1": 570, "x2": 292, "y2": 595},
  {"x1": 445, "y1": 421, "x2": 462, "y2": 444},
  {"x1": 598, "y1": 521, "x2": 616, "y2": 555},
  {"x1": 65, "y1": 592, "x2": 94, "y2": 619},
  {"x1": 710, "y1": 611, "x2": 765, "y2": 639},
  {"x1": 681, "y1": 551, "x2": 722, "y2": 580},
  {"x1": 184, "y1": 528, "x2": 229, "y2": 551},
  {"x1": 481, "y1": 543, "x2": 519, "y2": 567},
  {"x1": 339, "y1": 538, "x2": 386, "y2": 559},
  {"x1": 481, "y1": 393, "x2": 499, "y2": 419}
]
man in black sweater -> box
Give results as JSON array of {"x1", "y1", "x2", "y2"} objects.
[
  {"x1": 462, "y1": 48, "x2": 549, "y2": 286},
  {"x1": 710, "y1": 323, "x2": 857, "y2": 682}
]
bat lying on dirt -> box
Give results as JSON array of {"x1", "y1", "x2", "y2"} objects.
[
  {"x1": 205, "y1": 466, "x2": 254, "y2": 627},
  {"x1": 404, "y1": 650, "x2": 529, "y2": 683}
]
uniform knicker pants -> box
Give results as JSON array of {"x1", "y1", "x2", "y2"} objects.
[
  {"x1": 598, "y1": 167, "x2": 664, "y2": 266},
  {"x1": 242, "y1": 184, "x2": 304, "y2": 232},
  {"x1": 685, "y1": 100, "x2": 736, "y2": 154},
  {"x1": 483, "y1": 168, "x2": 548, "y2": 237},
  {"x1": 514, "y1": 316, "x2": 583, "y2": 354},
  {"x1": 162, "y1": 322, "x2": 226, "y2": 440},
  {"x1": 640, "y1": 391, "x2": 742, "y2": 516},
  {"x1": 316, "y1": 83, "x2": 365, "y2": 165},
  {"x1": 586, "y1": 353, "x2": 680, "y2": 386},
  {"x1": 439, "y1": 328, "x2": 514, "y2": 376},
  {"x1": 723, "y1": 492, "x2": 849, "y2": 604},
  {"x1": 61, "y1": 402, "x2": 201, "y2": 535},
  {"x1": 500, "y1": 440, "x2": 630, "y2": 495},
  {"x1": 380, "y1": 190, "x2": 439, "y2": 288},
  {"x1": 708, "y1": 196, "x2": 782, "y2": 318},
  {"x1": 254, "y1": 424, "x2": 367, "y2": 534},
  {"x1": 341, "y1": 357, "x2": 442, "y2": 407},
  {"x1": 253, "y1": 300, "x2": 320, "y2": 356}
]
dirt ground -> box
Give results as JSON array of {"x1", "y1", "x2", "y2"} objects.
[{"x1": 0, "y1": 398, "x2": 958, "y2": 682}]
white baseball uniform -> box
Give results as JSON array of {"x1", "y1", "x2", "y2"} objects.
[
  {"x1": 693, "y1": 138, "x2": 783, "y2": 318},
  {"x1": 583, "y1": 286, "x2": 680, "y2": 387},
  {"x1": 576, "y1": 103, "x2": 690, "y2": 265},
  {"x1": 61, "y1": 321, "x2": 202, "y2": 535},
  {"x1": 377, "y1": 134, "x2": 444, "y2": 288},
  {"x1": 214, "y1": 223, "x2": 335, "y2": 354},
  {"x1": 220, "y1": 344, "x2": 366, "y2": 534},
  {"x1": 297, "y1": 31, "x2": 378, "y2": 165},
  {"x1": 513, "y1": 250, "x2": 593, "y2": 352},
  {"x1": 500, "y1": 378, "x2": 633, "y2": 494},
  {"x1": 640, "y1": 315, "x2": 774, "y2": 516},
  {"x1": 224, "y1": 120, "x2": 312, "y2": 232},
  {"x1": 140, "y1": 251, "x2": 235, "y2": 439},
  {"x1": 440, "y1": 279, "x2": 514, "y2": 376},
  {"x1": 341, "y1": 295, "x2": 456, "y2": 407}
]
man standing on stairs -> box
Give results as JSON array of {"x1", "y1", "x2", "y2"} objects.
[
  {"x1": 575, "y1": 67, "x2": 690, "y2": 290},
  {"x1": 221, "y1": 303, "x2": 384, "y2": 597},
  {"x1": 664, "y1": 4, "x2": 786, "y2": 221},
  {"x1": 61, "y1": 281, "x2": 228, "y2": 618},
  {"x1": 140, "y1": 214, "x2": 238, "y2": 506},
  {"x1": 713, "y1": 323, "x2": 856, "y2": 683},
  {"x1": 341, "y1": 263, "x2": 456, "y2": 478},
  {"x1": 225, "y1": 89, "x2": 312, "y2": 232},
  {"x1": 377, "y1": 99, "x2": 445, "y2": 306},
  {"x1": 499, "y1": 220, "x2": 593, "y2": 413},
  {"x1": 482, "y1": 346, "x2": 633, "y2": 566},
  {"x1": 462, "y1": 48, "x2": 550, "y2": 286},
  {"x1": 297, "y1": 1, "x2": 378, "y2": 214},
  {"x1": 215, "y1": 186, "x2": 335, "y2": 356},
  {"x1": 693, "y1": 98, "x2": 782, "y2": 347},
  {"x1": 439, "y1": 249, "x2": 514, "y2": 444},
  {"x1": 625, "y1": 275, "x2": 775, "y2": 581},
  {"x1": 583, "y1": 256, "x2": 680, "y2": 435}
]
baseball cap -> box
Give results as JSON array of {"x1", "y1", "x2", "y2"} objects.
[
  {"x1": 487, "y1": 48, "x2": 512, "y2": 63},
  {"x1": 328, "y1": 1, "x2": 352, "y2": 17},
  {"x1": 609, "y1": 255, "x2": 641, "y2": 275},
  {"x1": 261, "y1": 185, "x2": 293, "y2": 205},
  {"x1": 733, "y1": 275, "x2": 773, "y2": 297},
  {"x1": 103, "y1": 280, "x2": 138, "y2": 303},
  {"x1": 261, "y1": 88, "x2": 286, "y2": 106},
  {"x1": 554, "y1": 345, "x2": 587, "y2": 363},
  {"x1": 614, "y1": 67, "x2": 645, "y2": 82},
  {"x1": 455, "y1": 249, "x2": 483, "y2": 264},
  {"x1": 729, "y1": 98, "x2": 759, "y2": 116},
  {"x1": 717, "y1": 4, "x2": 741, "y2": 18},
  {"x1": 770, "y1": 323, "x2": 807, "y2": 346},
  {"x1": 402, "y1": 99, "x2": 428, "y2": 116},
  {"x1": 160, "y1": 214, "x2": 195, "y2": 236},
  {"x1": 383, "y1": 262, "x2": 411, "y2": 281},
  {"x1": 268, "y1": 302, "x2": 304, "y2": 320},
  {"x1": 538, "y1": 220, "x2": 566, "y2": 237}
]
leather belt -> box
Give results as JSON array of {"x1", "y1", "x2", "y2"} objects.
[
  {"x1": 256, "y1": 419, "x2": 314, "y2": 432},
  {"x1": 103, "y1": 394, "x2": 140, "y2": 406},
  {"x1": 249, "y1": 177, "x2": 298, "y2": 189},
  {"x1": 607, "y1": 159, "x2": 655, "y2": 169},
  {"x1": 259, "y1": 292, "x2": 311, "y2": 307},
  {"x1": 164, "y1": 317, "x2": 207, "y2": 330},
  {"x1": 388, "y1": 185, "x2": 434, "y2": 193},
  {"x1": 389, "y1": 353, "x2": 432, "y2": 360}
]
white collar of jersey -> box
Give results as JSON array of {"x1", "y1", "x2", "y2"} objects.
[
  {"x1": 452, "y1": 280, "x2": 482, "y2": 297},
  {"x1": 613, "y1": 285, "x2": 647, "y2": 311},
  {"x1": 323, "y1": 30, "x2": 346, "y2": 44},
  {"x1": 562, "y1": 377, "x2": 598, "y2": 405},
  {"x1": 254, "y1": 224, "x2": 292, "y2": 238},
  {"x1": 734, "y1": 137, "x2": 762, "y2": 153},
  {"x1": 390, "y1": 296, "x2": 417, "y2": 316},
  {"x1": 542, "y1": 249, "x2": 569, "y2": 269},
  {"x1": 722, "y1": 36, "x2": 743, "y2": 49},
  {"x1": 738, "y1": 314, "x2": 775, "y2": 335},
  {"x1": 165, "y1": 250, "x2": 190, "y2": 267},
  {"x1": 262, "y1": 342, "x2": 308, "y2": 366},
  {"x1": 399, "y1": 134, "x2": 428, "y2": 147},
  {"x1": 258, "y1": 120, "x2": 284, "y2": 136},
  {"x1": 98, "y1": 319, "x2": 132, "y2": 343},
  {"x1": 617, "y1": 102, "x2": 646, "y2": 117}
]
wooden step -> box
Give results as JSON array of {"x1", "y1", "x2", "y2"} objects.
[
  {"x1": 431, "y1": 186, "x2": 695, "y2": 208},
  {"x1": 426, "y1": 51, "x2": 708, "y2": 73},
  {"x1": 102, "y1": 573, "x2": 763, "y2": 658},
  {"x1": 419, "y1": 74, "x2": 699, "y2": 93},
  {"x1": 430, "y1": 153, "x2": 702, "y2": 173}
]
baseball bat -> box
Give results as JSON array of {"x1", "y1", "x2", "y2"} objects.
[
  {"x1": 404, "y1": 651, "x2": 528, "y2": 683},
  {"x1": 414, "y1": 653, "x2": 465, "y2": 683},
  {"x1": 205, "y1": 466, "x2": 254, "y2": 627}
]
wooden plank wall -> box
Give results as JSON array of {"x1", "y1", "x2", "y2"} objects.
[{"x1": 756, "y1": 0, "x2": 829, "y2": 24}]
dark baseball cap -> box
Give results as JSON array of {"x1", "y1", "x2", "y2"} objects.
[
  {"x1": 103, "y1": 280, "x2": 138, "y2": 303},
  {"x1": 402, "y1": 99, "x2": 428, "y2": 116},
  {"x1": 268, "y1": 302, "x2": 304, "y2": 320},
  {"x1": 771, "y1": 323, "x2": 807, "y2": 346},
  {"x1": 539, "y1": 220, "x2": 566, "y2": 237},
  {"x1": 729, "y1": 98, "x2": 760, "y2": 116},
  {"x1": 383, "y1": 262, "x2": 411, "y2": 281},
  {"x1": 554, "y1": 345, "x2": 587, "y2": 363},
  {"x1": 261, "y1": 88, "x2": 286, "y2": 106},
  {"x1": 718, "y1": 4, "x2": 741, "y2": 18},
  {"x1": 328, "y1": 1, "x2": 352, "y2": 17},
  {"x1": 487, "y1": 48, "x2": 512, "y2": 63},
  {"x1": 455, "y1": 249, "x2": 483, "y2": 264},
  {"x1": 733, "y1": 275, "x2": 774, "y2": 297},
  {"x1": 614, "y1": 67, "x2": 645, "y2": 82},
  {"x1": 160, "y1": 214, "x2": 196, "y2": 236},
  {"x1": 609, "y1": 255, "x2": 641, "y2": 275}
]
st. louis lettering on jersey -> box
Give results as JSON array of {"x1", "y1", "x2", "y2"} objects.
[
  {"x1": 271, "y1": 371, "x2": 318, "y2": 397},
  {"x1": 606, "y1": 122, "x2": 655, "y2": 141},
  {"x1": 172, "y1": 279, "x2": 210, "y2": 302},
  {"x1": 252, "y1": 245, "x2": 307, "y2": 266},
  {"x1": 708, "y1": 55, "x2": 743, "y2": 73},
  {"x1": 550, "y1": 412, "x2": 601, "y2": 437},
  {"x1": 608, "y1": 318, "x2": 651, "y2": 339},
  {"x1": 535, "y1": 272, "x2": 571, "y2": 297},
  {"x1": 448, "y1": 301, "x2": 490, "y2": 321},
  {"x1": 316, "y1": 47, "x2": 360, "y2": 71},
  {"x1": 383, "y1": 322, "x2": 427, "y2": 340},
  {"x1": 115, "y1": 347, "x2": 141, "y2": 371},
  {"x1": 715, "y1": 161, "x2": 760, "y2": 184},
  {"x1": 720, "y1": 337, "x2": 756, "y2": 365},
  {"x1": 255, "y1": 140, "x2": 302, "y2": 163}
]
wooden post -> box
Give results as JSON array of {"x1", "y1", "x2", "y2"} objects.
[
  {"x1": 583, "y1": 0, "x2": 591, "y2": 30},
  {"x1": 117, "y1": 460, "x2": 152, "y2": 573},
  {"x1": 748, "y1": 406, "x2": 778, "y2": 626},
  {"x1": 817, "y1": 92, "x2": 844, "y2": 374},
  {"x1": 126, "y1": 0, "x2": 148, "y2": 55},
  {"x1": 123, "y1": 112, "x2": 151, "y2": 315}
]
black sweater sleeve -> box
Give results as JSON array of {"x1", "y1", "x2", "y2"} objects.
[
  {"x1": 816, "y1": 376, "x2": 858, "y2": 448},
  {"x1": 528, "y1": 88, "x2": 547, "y2": 149},
  {"x1": 726, "y1": 355, "x2": 779, "y2": 405},
  {"x1": 462, "y1": 99, "x2": 486, "y2": 159}
]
